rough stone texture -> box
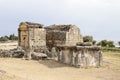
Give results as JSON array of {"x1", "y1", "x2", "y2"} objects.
[
  {"x1": 18, "y1": 22, "x2": 46, "y2": 49},
  {"x1": 76, "y1": 42, "x2": 92, "y2": 46},
  {"x1": 56, "y1": 45, "x2": 102, "y2": 67},
  {"x1": 0, "y1": 49, "x2": 12, "y2": 57},
  {"x1": 45, "y1": 24, "x2": 83, "y2": 48},
  {"x1": 31, "y1": 52, "x2": 47, "y2": 60},
  {"x1": 17, "y1": 22, "x2": 102, "y2": 67},
  {"x1": 0, "y1": 46, "x2": 25, "y2": 58},
  {"x1": 0, "y1": 46, "x2": 47, "y2": 60}
]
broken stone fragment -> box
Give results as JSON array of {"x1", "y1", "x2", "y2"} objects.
[
  {"x1": 76, "y1": 42, "x2": 92, "y2": 46},
  {"x1": 31, "y1": 52, "x2": 47, "y2": 60}
]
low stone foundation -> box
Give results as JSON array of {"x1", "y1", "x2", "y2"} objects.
[{"x1": 56, "y1": 45, "x2": 102, "y2": 67}]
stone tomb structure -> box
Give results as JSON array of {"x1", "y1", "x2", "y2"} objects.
[
  {"x1": 18, "y1": 22, "x2": 46, "y2": 49},
  {"x1": 45, "y1": 24, "x2": 83, "y2": 48},
  {"x1": 56, "y1": 45, "x2": 102, "y2": 67},
  {"x1": 18, "y1": 22, "x2": 102, "y2": 67}
]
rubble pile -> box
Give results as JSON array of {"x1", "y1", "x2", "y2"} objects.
[{"x1": 0, "y1": 47, "x2": 25, "y2": 58}]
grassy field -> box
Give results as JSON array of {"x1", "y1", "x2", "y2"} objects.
[
  {"x1": 103, "y1": 51, "x2": 120, "y2": 58},
  {"x1": 103, "y1": 51, "x2": 120, "y2": 70}
]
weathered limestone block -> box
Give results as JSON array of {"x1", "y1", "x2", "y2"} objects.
[
  {"x1": 0, "y1": 46, "x2": 25, "y2": 58},
  {"x1": 58, "y1": 50, "x2": 63, "y2": 62},
  {"x1": 45, "y1": 24, "x2": 83, "y2": 48},
  {"x1": 71, "y1": 50, "x2": 76, "y2": 66},
  {"x1": 31, "y1": 52, "x2": 47, "y2": 60},
  {"x1": 22, "y1": 47, "x2": 32, "y2": 60},
  {"x1": 57, "y1": 46, "x2": 76, "y2": 64},
  {"x1": 75, "y1": 51, "x2": 84, "y2": 67},
  {"x1": 0, "y1": 50, "x2": 12, "y2": 57},
  {"x1": 12, "y1": 47, "x2": 25, "y2": 58},
  {"x1": 76, "y1": 46, "x2": 102, "y2": 67},
  {"x1": 56, "y1": 45, "x2": 102, "y2": 67},
  {"x1": 51, "y1": 47, "x2": 57, "y2": 57},
  {"x1": 18, "y1": 22, "x2": 46, "y2": 49},
  {"x1": 76, "y1": 42, "x2": 92, "y2": 46}
]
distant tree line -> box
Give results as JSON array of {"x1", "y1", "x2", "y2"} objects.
[
  {"x1": 97, "y1": 40, "x2": 115, "y2": 47},
  {"x1": 0, "y1": 34, "x2": 18, "y2": 42},
  {"x1": 83, "y1": 35, "x2": 120, "y2": 47},
  {"x1": 83, "y1": 35, "x2": 120, "y2": 52},
  {"x1": 118, "y1": 41, "x2": 120, "y2": 47}
]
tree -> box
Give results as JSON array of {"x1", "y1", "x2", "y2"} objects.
[
  {"x1": 9, "y1": 34, "x2": 18, "y2": 41},
  {"x1": 101, "y1": 40, "x2": 108, "y2": 47},
  {"x1": 97, "y1": 42, "x2": 101, "y2": 46},
  {"x1": 9, "y1": 34, "x2": 14, "y2": 40},
  {"x1": 0, "y1": 36, "x2": 8, "y2": 42},
  {"x1": 97, "y1": 40, "x2": 108, "y2": 47},
  {"x1": 92, "y1": 40, "x2": 96, "y2": 45},
  {"x1": 97, "y1": 40, "x2": 115, "y2": 47},
  {"x1": 107, "y1": 41, "x2": 115, "y2": 47},
  {"x1": 4, "y1": 35, "x2": 9, "y2": 39},
  {"x1": 118, "y1": 41, "x2": 120, "y2": 46},
  {"x1": 0, "y1": 34, "x2": 18, "y2": 42},
  {"x1": 83, "y1": 36, "x2": 93, "y2": 42}
]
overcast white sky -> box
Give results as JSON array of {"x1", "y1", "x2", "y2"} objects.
[{"x1": 0, "y1": 0, "x2": 120, "y2": 41}]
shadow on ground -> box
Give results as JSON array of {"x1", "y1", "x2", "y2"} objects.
[
  {"x1": 38, "y1": 59, "x2": 72, "y2": 68},
  {"x1": 0, "y1": 70, "x2": 6, "y2": 74}
]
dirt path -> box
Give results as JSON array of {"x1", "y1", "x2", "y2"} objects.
[{"x1": 0, "y1": 56, "x2": 120, "y2": 80}]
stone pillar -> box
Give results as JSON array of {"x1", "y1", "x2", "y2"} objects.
[
  {"x1": 71, "y1": 50, "x2": 76, "y2": 66},
  {"x1": 23, "y1": 47, "x2": 33, "y2": 60},
  {"x1": 84, "y1": 49, "x2": 89, "y2": 67},
  {"x1": 51, "y1": 47, "x2": 57, "y2": 58},
  {"x1": 98, "y1": 50, "x2": 103, "y2": 66},
  {"x1": 75, "y1": 50, "x2": 83, "y2": 67},
  {"x1": 58, "y1": 50, "x2": 63, "y2": 62}
]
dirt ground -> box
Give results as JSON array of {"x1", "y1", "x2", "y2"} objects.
[{"x1": 0, "y1": 43, "x2": 120, "y2": 80}]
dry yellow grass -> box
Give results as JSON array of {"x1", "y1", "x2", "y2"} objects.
[{"x1": 103, "y1": 51, "x2": 120, "y2": 70}]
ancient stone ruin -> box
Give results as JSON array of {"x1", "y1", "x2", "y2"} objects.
[
  {"x1": 18, "y1": 22, "x2": 46, "y2": 49},
  {"x1": 0, "y1": 46, "x2": 25, "y2": 58},
  {"x1": 45, "y1": 24, "x2": 83, "y2": 48},
  {"x1": 57, "y1": 45, "x2": 102, "y2": 67},
  {"x1": 0, "y1": 22, "x2": 102, "y2": 68}
]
